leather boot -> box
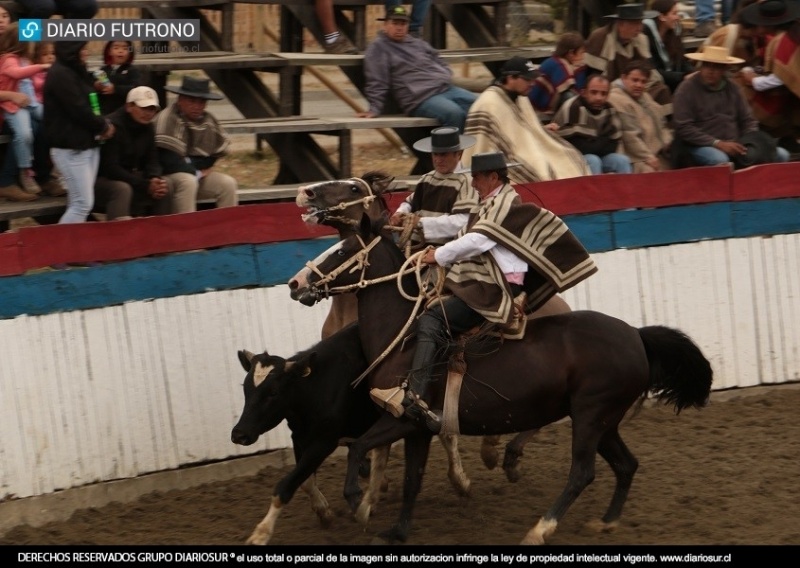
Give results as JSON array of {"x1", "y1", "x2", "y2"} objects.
[{"x1": 370, "y1": 340, "x2": 442, "y2": 433}]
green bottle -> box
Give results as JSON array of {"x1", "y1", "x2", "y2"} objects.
[{"x1": 89, "y1": 92, "x2": 105, "y2": 144}]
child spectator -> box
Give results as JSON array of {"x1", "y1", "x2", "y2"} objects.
[
  {"x1": 96, "y1": 40, "x2": 141, "y2": 115},
  {"x1": 0, "y1": 22, "x2": 51, "y2": 195},
  {"x1": 31, "y1": 42, "x2": 54, "y2": 108},
  {"x1": 528, "y1": 31, "x2": 588, "y2": 119}
]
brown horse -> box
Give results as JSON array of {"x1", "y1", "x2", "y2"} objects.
[
  {"x1": 295, "y1": 174, "x2": 568, "y2": 481},
  {"x1": 290, "y1": 217, "x2": 713, "y2": 544},
  {"x1": 295, "y1": 173, "x2": 471, "y2": 500}
]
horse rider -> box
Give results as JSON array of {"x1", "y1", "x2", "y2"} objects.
[
  {"x1": 390, "y1": 126, "x2": 479, "y2": 246},
  {"x1": 371, "y1": 152, "x2": 598, "y2": 433}
]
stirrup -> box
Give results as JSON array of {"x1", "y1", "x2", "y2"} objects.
[
  {"x1": 404, "y1": 400, "x2": 442, "y2": 434},
  {"x1": 370, "y1": 386, "x2": 406, "y2": 418}
]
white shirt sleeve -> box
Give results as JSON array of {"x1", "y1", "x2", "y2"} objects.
[
  {"x1": 394, "y1": 200, "x2": 412, "y2": 215},
  {"x1": 752, "y1": 74, "x2": 785, "y2": 91},
  {"x1": 434, "y1": 232, "x2": 496, "y2": 266},
  {"x1": 420, "y1": 213, "x2": 469, "y2": 242}
]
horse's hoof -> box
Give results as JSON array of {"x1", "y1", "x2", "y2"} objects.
[
  {"x1": 317, "y1": 508, "x2": 334, "y2": 529},
  {"x1": 355, "y1": 502, "x2": 372, "y2": 525},
  {"x1": 481, "y1": 446, "x2": 499, "y2": 470},
  {"x1": 345, "y1": 491, "x2": 364, "y2": 513},
  {"x1": 377, "y1": 525, "x2": 408, "y2": 543},
  {"x1": 358, "y1": 458, "x2": 372, "y2": 479},
  {"x1": 504, "y1": 466, "x2": 522, "y2": 483},
  {"x1": 586, "y1": 519, "x2": 619, "y2": 533}
]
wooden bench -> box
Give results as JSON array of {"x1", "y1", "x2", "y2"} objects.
[{"x1": 220, "y1": 115, "x2": 438, "y2": 179}]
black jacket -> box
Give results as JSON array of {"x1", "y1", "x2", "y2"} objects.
[
  {"x1": 43, "y1": 42, "x2": 108, "y2": 150},
  {"x1": 98, "y1": 106, "x2": 161, "y2": 194}
]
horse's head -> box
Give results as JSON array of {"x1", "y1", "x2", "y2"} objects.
[
  {"x1": 230, "y1": 349, "x2": 315, "y2": 446},
  {"x1": 296, "y1": 171, "x2": 393, "y2": 232},
  {"x1": 288, "y1": 214, "x2": 403, "y2": 306}
]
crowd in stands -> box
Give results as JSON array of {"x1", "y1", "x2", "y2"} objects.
[
  {"x1": 0, "y1": 1, "x2": 238, "y2": 222},
  {"x1": 2, "y1": 1, "x2": 800, "y2": 224}
]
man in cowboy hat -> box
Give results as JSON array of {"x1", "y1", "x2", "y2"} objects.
[
  {"x1": 356, "y1": 6, "x2": 477, "y2": 132},
  {"x1": 672, "y1": 45, "x2": 790, "y2": 167},
  {"x1": 584, "y1": 3, "x2": 672, "y2": 104},
  {"x1": 461, "y1": 56, "x2": 590, "y2": 183},
  {"x1": 371, "y1": 151, "x2": 597, "y2": 433},
  {"x1": 737, "y1": 0, "x2": 800, "y2": 150},
  {"x1": 155, "y1": 77, "x2": 238, "y2": 213},
  {"x1": 389, "y1": 126, "x2": 479, "y2": 246}
]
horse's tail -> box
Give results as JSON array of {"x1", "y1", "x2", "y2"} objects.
[{"x1": 638, "y1": 325, "x2": 713, "y2": 413}]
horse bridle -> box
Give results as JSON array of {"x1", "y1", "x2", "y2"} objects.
[
  {"x1": 302, "y1": 236, "x2": 445, "y2": 386},
  {"x1": 300, "y1": 177, "x2": 377, "y2": 227}
]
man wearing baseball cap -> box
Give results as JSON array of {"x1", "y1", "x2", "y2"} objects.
[
  {"x1": 357, "y1": 5, "x2": 477, "y2": 132},
  {"x1": 95, "y1": 86, "x2": 171, "y2": 220}
]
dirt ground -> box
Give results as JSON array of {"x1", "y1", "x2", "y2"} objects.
[{"x1": 3, "y1": 385, "x2": 799, "y2": 545}]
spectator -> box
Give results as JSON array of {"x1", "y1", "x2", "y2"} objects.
[
  {"x1": 315, "y1": 0, "x2": 357, "y2": 54},
  {"x1": 385, "y1": 1, "x2": 432, "y2": 38},
  {"x1": 154, "y1": 76, "x2": 237, "y2": 213},
  {"x1": 694, "y1": 0, "x2": 718, "y2": 38},
  {"x1": 0, "y1": 89, "x2": 36, "y2": 201},
  {"x1": 13, "y1": 0, "x2": 97, "y2": 19},
  {"x1": 584, "y1": 3, "x2": 671, "y2": 104},
  {"x1": 357, "y1": 6, "x2": 477, "y2": 132},
  {"x1": 528, "y1": 31, "x2": 588, "y2": 118},
  {"x1": 390, "y1": 126, "x2": 478, "y2": 246},
  {"x1": 28, "y1": 40, "x2": 65, "y2": 197},
  {"x1": 96, "y1": 40, "x2": 141, "y2": 115},
  {"x1": 44, "y1": 41, "x2": 115, "y2": 223},
  {"x1": 462, "y1": 56, "x2": 589, "y2": 183},
  {"x1": 672, "y1": 45, "x2": 790, "y2": 167},
  {"x1": 0, "y1": 22, "x2": 50, "y2": 195},
  {"x1": 608, "y1": 60, "x2": 673, "y2": 172},
  {"x1": 95, "y1": 86, "x2": 170, "y2": 221},
  {"x1": 736, "y1": 0, "x2": 800, "y2": 152},
  {"x1": 642, "y1": 0, "x2": 694, "y2": 98},
  {"x1": 552, "y1": 74, "x2": 631, "y2": 175},
  {"x1": 704, "y1": 0, "x2": 765, "y2": 67}
]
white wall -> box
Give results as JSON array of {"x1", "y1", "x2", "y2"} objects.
[{"x1": 1, "y1": 234, "x2": 799, "y2": 502}]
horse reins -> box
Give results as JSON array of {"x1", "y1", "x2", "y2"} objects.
[{"x1": 305, "y1": 238, "x2": 445, "y2": 387}]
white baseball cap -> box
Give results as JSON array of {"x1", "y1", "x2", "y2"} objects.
[{"x1": 126, "y1": 86, "x2": 161, "y2": 110}]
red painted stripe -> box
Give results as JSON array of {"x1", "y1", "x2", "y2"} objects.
[
  {"x1": 731, "y1": 161, "x2": 800, "y2": 201},
  {"x1": 515, "y1": 165, "x2": 731, "y2": 215}
]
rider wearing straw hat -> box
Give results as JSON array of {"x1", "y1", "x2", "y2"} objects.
[
  {"x1": 372, "y1": 151, "x2": 597, "y2": 433},
  {"x1": 673, "y1": 45, "x2": 790, "y2": 166}
]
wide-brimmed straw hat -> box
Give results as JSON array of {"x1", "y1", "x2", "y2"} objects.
[
  {"x1": 685, "y1": 45, "x2": 745, "y2": 65},
  {"x1": 604, "y1": 3, "x2": 659, "y2": 20},
  {"x1": 456, "y1": 152, "x2": 521, "y2": 174},
  {"x1": 413, "y1": 127, "x2": 476, "y2": 153},
  {"x1": 164, "y1": 77, "x2": 224, "y2": 100},
  {"x1": 739, "y1": 0, "x2": 800, "y2": 27}
]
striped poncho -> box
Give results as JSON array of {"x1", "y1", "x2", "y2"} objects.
[{"x1": 443, "y1": 184, "x2": 597, "y2": 324}]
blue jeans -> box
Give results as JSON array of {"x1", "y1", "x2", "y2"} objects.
[
  {"x1": 689, "y1": 145, "x2": 790, "y2": 165},
  {"x1": 694, "y1": 0, "x2": 716, "y2": 24},
  {"x1": 585, "y1": 153, "x2": 632, "y2": 174},
  {"x1": 15, "y1": 0, "x2": 98, "y2": 19},
  {"x1": 51, "y1": 147, "x2": 100, "y2": 223},
  {"x1": 385, "y1": 1, "x2": 432, "y2": 34},
  {"x1": 412, "y1": 86, "x2": 477, "y2": 132},
  {"x1": 5, "y1": 109, "x2": 37, "y2": 169}
]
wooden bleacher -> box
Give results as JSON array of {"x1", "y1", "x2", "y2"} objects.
[{"x1": 0, "y1": 1, "x2": 709, "y2": 228}]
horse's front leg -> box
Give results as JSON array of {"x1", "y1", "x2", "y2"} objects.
[
  {"x1": 355, "y1": 445, "x2": 390, "y2": 524},
  {"x1": 502, "y1": 429, "x2": 540, "y2": 483},
  {"x1": 378, "y1": 430, "x2": 433, "y2": 543},
  {"x1": 439, "y1": 433, "x2": 470, "y2": 496},
  {"x1": 344, "y1": 414, "x2": 416, "y2": 513}
]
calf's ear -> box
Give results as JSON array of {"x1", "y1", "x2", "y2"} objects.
[{"x1": 238, "y1": 349, "x2": 256, "y2": 372}]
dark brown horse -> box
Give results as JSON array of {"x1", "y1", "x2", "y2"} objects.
[
  {"x1": 290, "y1": 216, "x2": 713, "y2": 544},
  {"x1": 294, "y1": 174, "x2": 566, "y2": 480},
  {"x1": 295, "y1": 173, "x2": 472, "y2": 498}
]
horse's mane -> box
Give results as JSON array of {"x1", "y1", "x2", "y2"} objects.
[{"x1": 360, "y1": 170, "x2": 393, "y2": 219}]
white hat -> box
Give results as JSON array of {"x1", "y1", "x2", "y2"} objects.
[{"x1": 126, "y1": 86, "x2": 161, "y2": 110}]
